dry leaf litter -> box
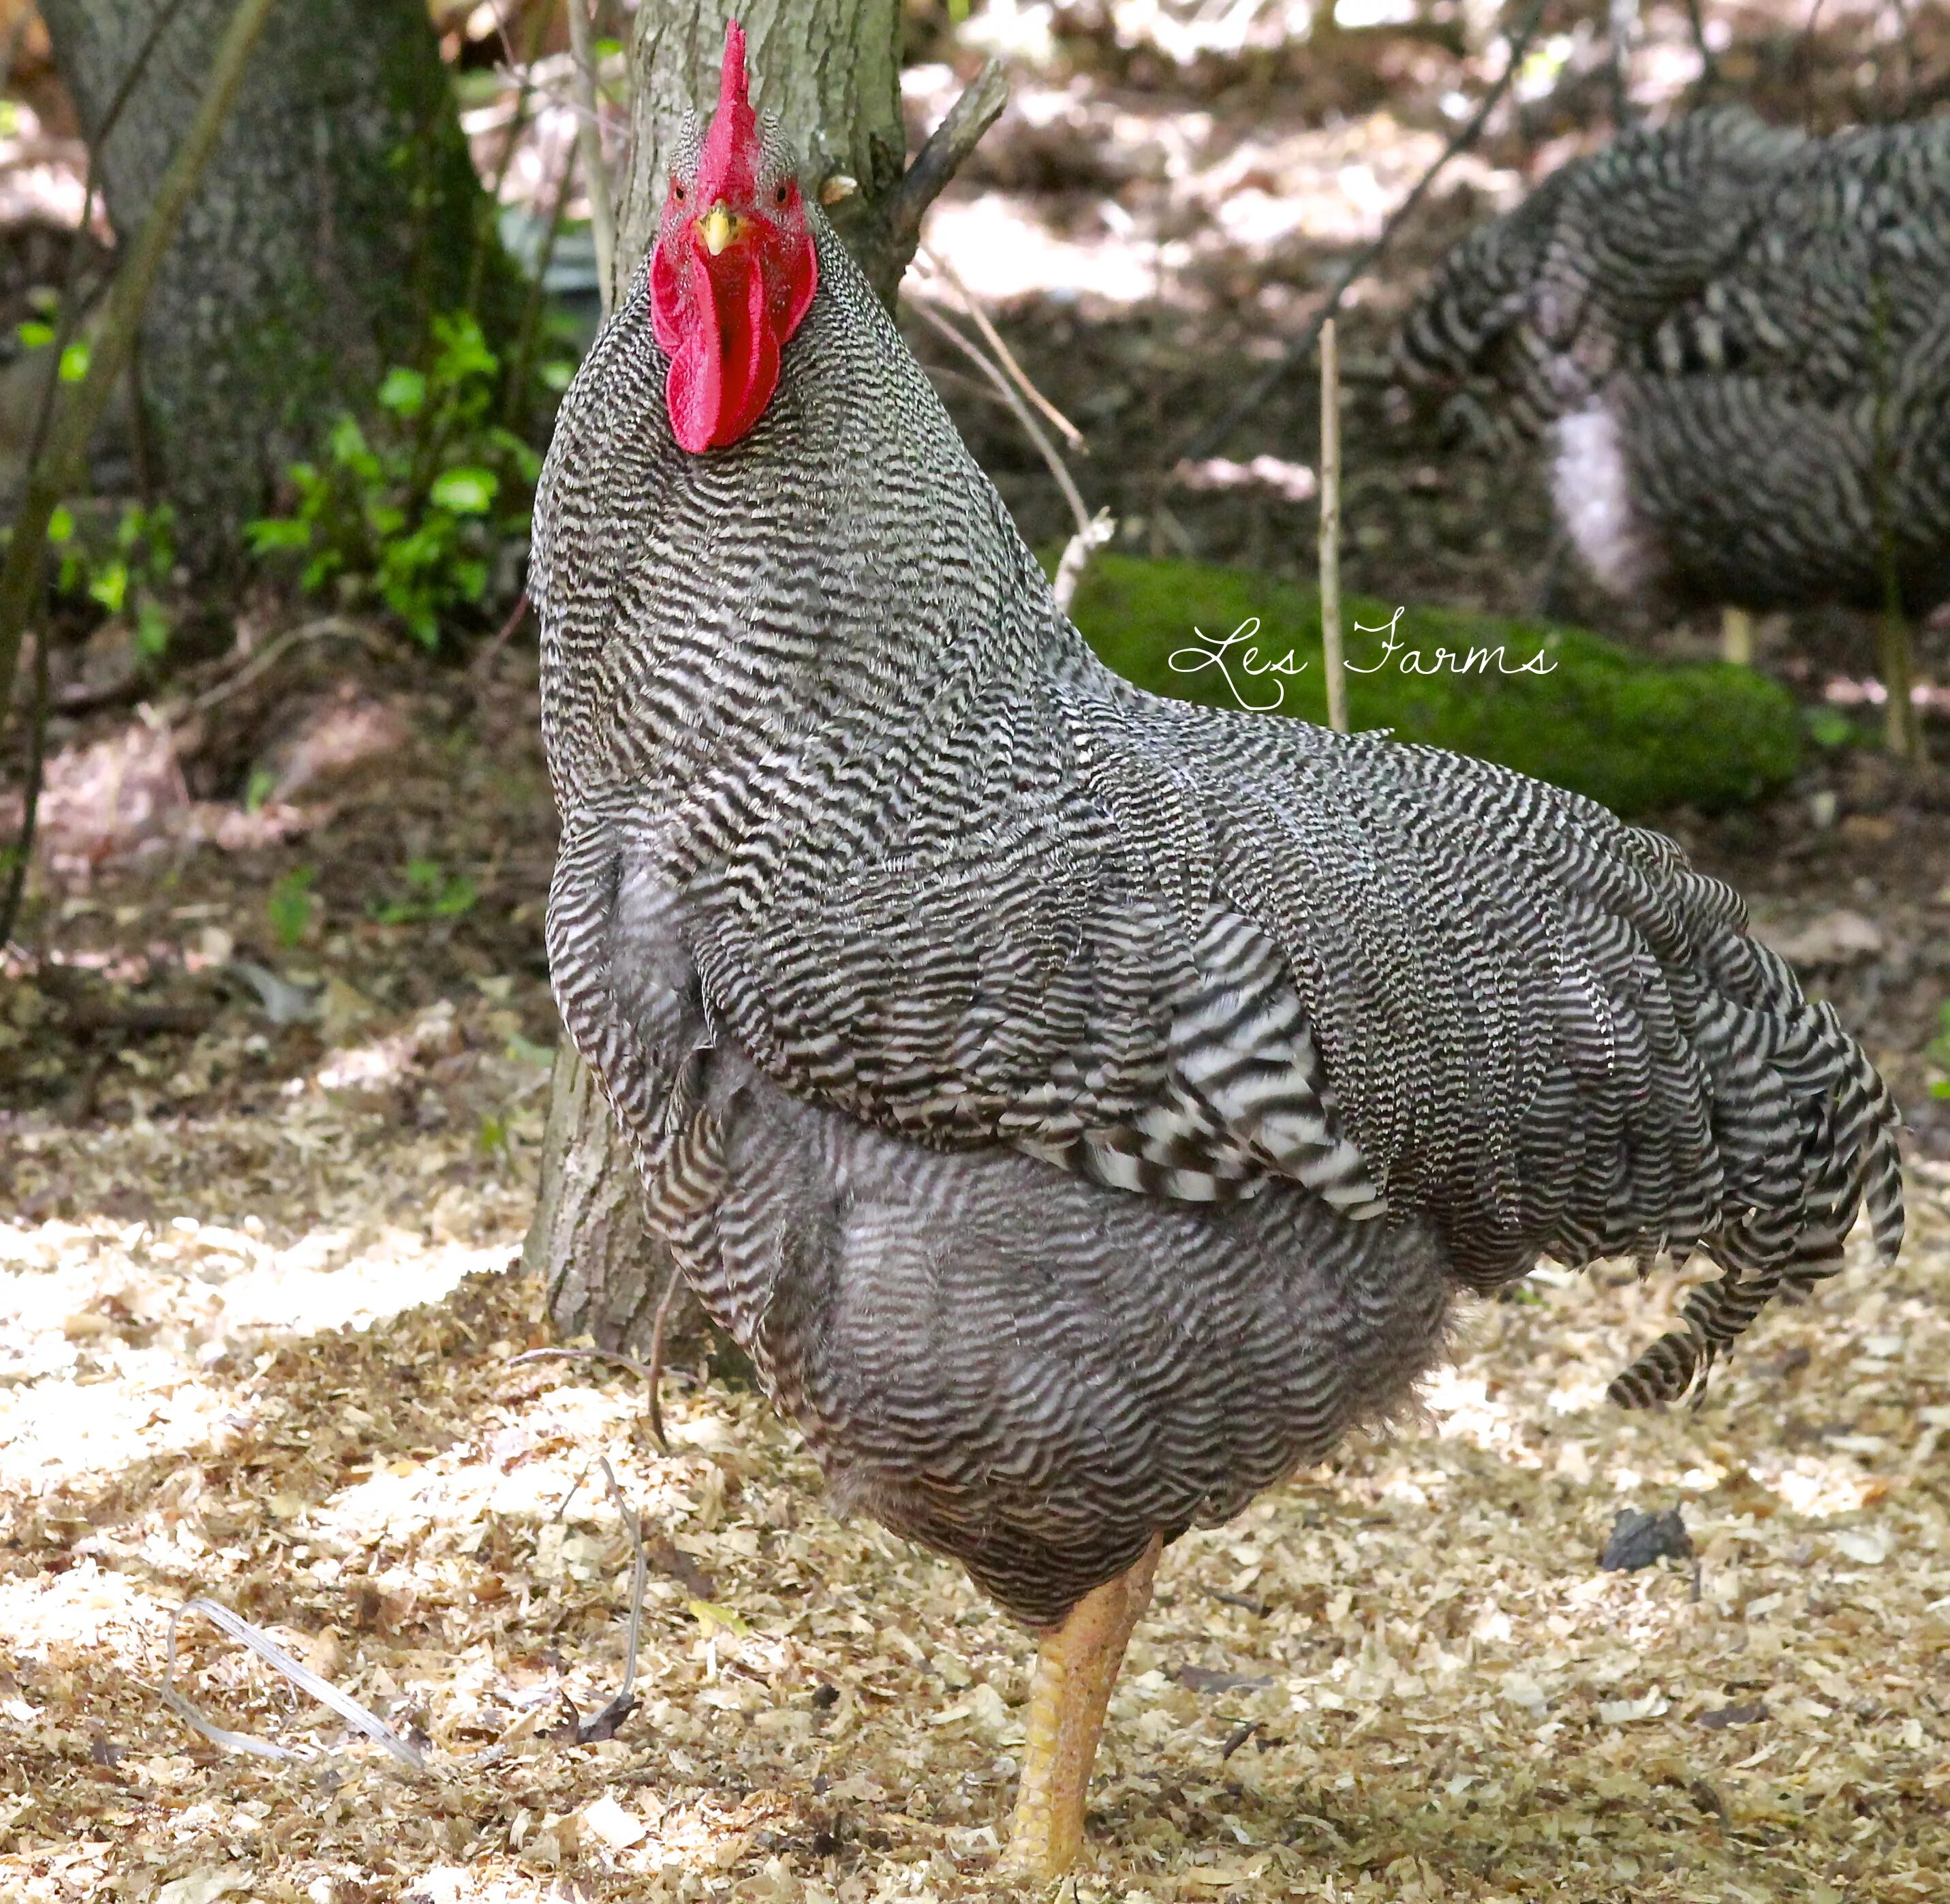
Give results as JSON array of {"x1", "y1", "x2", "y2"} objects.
[{"x1": 3, "y1": 658, "x2": 1949, "y2": 1904}]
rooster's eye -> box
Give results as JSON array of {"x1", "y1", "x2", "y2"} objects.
[
  {"x1": 775, "y1": 184, "x2": 790, "y2": 206},
  {"x1": 672, "y1": 180, "x2": 687, "y2": 203}
]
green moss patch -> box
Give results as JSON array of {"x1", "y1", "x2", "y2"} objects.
[{"x1": 1065, "y1": 554, "x2": 1800, "y2": 816}]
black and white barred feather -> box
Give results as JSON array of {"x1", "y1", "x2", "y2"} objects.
[
  {"x1": 1398, "y1": 107, "x2": 1950, "y2": 614},
  {"x1": 536, "y1": 203, "x2": 1902, "y2": 1622}
]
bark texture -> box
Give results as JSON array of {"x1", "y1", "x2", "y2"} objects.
[
  {"x1": 528, "y1": 0, "x2": 906, "y2": 1355},
  {"x1": 41, "y1": 0, "x2": 512, "y2": 559},
  {"x1": 524, "y1": 1041, "x2": 698, "y2": 1351}
]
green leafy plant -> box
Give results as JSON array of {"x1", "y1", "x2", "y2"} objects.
[
  {"x1": 246, "y1": 312, "x2": 540, "y2": 649},
  {"x1": 267, "y1": 867, "x2": 318, "y2": 949},
  {"x1": 1804, "y1": 705, "x2": 1858, "y2": 751},
  {"x1": 47, "y1": 501, "x2": 178, "y2": 660},
  {"x1": 371, "y1": 857, "x2": 478, "y2": 925},
  {"x1": 1927, "y1": 1001, "x2": 1950, "y2": 1099}
]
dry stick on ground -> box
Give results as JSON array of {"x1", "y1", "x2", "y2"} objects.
[
  {"x1": 162, "y1": 1596, "x2": 429, "y2": 1772},
  {"x1": 184, "y1": 616, "x2": 392, "y2": 719},
  {"x1": 576, "y1": 1458, "x2": 651, "y2": 1743},
  {"x1": 0, "y1": 0, "x2": 280, "y2": 748},
  {"x1": 1318, "y1": 318, "x2": 1347, "y2": 736},
  {"x1": 1176, "y1": 0, "x2": 1551, "y2": 467},
  {"x1": 565, "y1": 0, "x2": 617, "y2": 318}
]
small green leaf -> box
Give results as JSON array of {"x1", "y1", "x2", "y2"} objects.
[
  {"x1": 88, "y1": 561, "x2": 129, "y2": 615},
  {"x1": 134, "y1": 600, "x2": 170, "y2": 658},
  {"x1": 431, "y1": 874, "x2": 477, "y2": 917},
  {"x1": 377, "y1": 367, "x2": 427, "y2": 416},
  {"x1": 267, "y1": 867, "x2": 318, "y2": 949},
  {"x1": 245, "y1": 766, "x2": 277, "y2": 814},
  {"x1": 15, "y1": 320, "x2": 54, "y2": 350},
  {"x1": 46, "y1": 505, "x2": 74, "y2": 545},
  {"x1": 687, "y1": 1599, "x2": 749, "y2": 1637},
  {"x1": 58, "y1": 341, "x2": 90, "y2": 382},
  {"x1": 1804, "y1": 706, "x2": 1855, "y2": 750},
  {"x1": 430, "y1": 466, "x2": 498, "y2": 515},
  {"x1": 540, "y1": 359, "x2": 576, "y2": 393},
  {"x1": 246, "y1": 517, "x2": 313, "y2": 553},
  {"x1": 327, "y1": 414, "x2": 373, "y2": 467}
]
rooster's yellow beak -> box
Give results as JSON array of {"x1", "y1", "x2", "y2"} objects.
[{"x1": 697, "y1": 202, "x2": 741, "y2": 256}]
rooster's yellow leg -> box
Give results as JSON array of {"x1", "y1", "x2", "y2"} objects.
[{"x1": 1001, "y1": 1534, "x2": 1162, "y2": 1882}]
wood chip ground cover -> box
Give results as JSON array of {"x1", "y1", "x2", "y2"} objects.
[
  {"x1": 3, "y1": 1112, "x2": 1946, "y2": 1904},
  {"x1": 3, "y1": 671, "x2": 1948, "y2": 1902}
]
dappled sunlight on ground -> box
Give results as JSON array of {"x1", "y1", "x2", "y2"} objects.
[{"x1": 2, "y1": 1072, "x2": 1946, "y2": 1899}]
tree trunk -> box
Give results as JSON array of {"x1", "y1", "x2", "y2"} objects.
[
  {"x1": 524, "y1": 1040, "x2": 692, "y2": 1351},
  {"x1": 526, "y1": 0, "x2": 908, "y2": 1357},
  {"x1": 40, "y1": 0, "x2": 513, "y2": 561}
]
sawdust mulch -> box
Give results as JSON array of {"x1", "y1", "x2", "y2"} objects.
[{"x1": 2, "y1": 1044, "x2": 1947, "y2": 1903}]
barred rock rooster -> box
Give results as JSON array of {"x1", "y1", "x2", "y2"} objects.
[
  {"x1": 1397, "y1": 106, "x2": 1950, "y2": 754},
  {"x1": 535, "y1": 33, "x2": 1905, "y2": 1879}
]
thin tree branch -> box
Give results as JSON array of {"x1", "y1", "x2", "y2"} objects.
[
  {"x1": 1176, "y1": 0, "x2": 1549, "y2": 465},
  {"x1": 565, "y1": 0, "x2": 617, "y2": 319},
  {"x1": 0, "y1": 0, "x2": 280, "y2": 743},
  {"x1": 883, "y1": 59, "x2": 1008, "y2": 267},
  {"x1": 1318, "y1": 318, "x2": 1346, "y2": 735},
  {"x1": 910, "y1": 298, "x2": 1091, "y2": 540},
  {"x1": 847, "y1": 58, "x2": 1010, "y2": 304},
  {"x1": 916, "y1": 244, "x2": 1083, "y2": 448},
  {"x1": 0, "y1": 624, "x2": 48, "y2": 948}
]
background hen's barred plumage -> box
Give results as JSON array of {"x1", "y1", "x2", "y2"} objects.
[
  {"x1": 1398, "y1": 106, "x2": 1950, "y2": 614},
  {"x1": 535, "y1": 206, "x2": 1901, "y2": 1622}
]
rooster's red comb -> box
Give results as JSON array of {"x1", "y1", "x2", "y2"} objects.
[
  {"x1": 721, "y1": 20, "x2": 749, "y2": 106},
  {"x1": 698, "y1": 21, "x2": 758, "y2": 196}
]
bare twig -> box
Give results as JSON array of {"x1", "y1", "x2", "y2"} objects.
[
  {"x1": 0, "y1": 628, "x2": 48, "y2": 949},
  {"x1": 0, "y1": 0, "x2": 281, "y2": 741},
  {"x1": 575, "y1": 1458, "x2": 649, "y2": 1742},
  {"x1": 1220, "y1": 1719, "x2": 1263, "y2": 1761},
  {"x1": 869, "y1": 59, "x2": 1009, "y2": 294},
  {"x1": 644, "y1": 1259, "x2": 690, "y2": 1454},
  {"x1": 1720, "y1": 606, "x2": 1753, "y2": 667},
  {"x1": 1176, "y1": 0, "x2": 1550, "y2": 465},
  {"x1": 1682, "y1": 0, "x2": 1723, "y2": 97},
  {"x1": 1, "y1": 0, "x2": 198, "y2": 925},
  {"x1": 506, "y1": 138, "x2": 578, "y2": 427},
  {"x1": 1318, "y1": 319, "x2": 1347, "y2": 735},
  {"x1": 915, "y1": 245, "x2": 1083, "y2": 448},
  {"x1": 512, "y1": 1326, "x2": 686, "y2": 1453},
  {"x1": 185, "y1": 616, "x2": 388, "y2": 718},
  {"x1": 910, "y1": 299, "x2": 1091, "y2": 540},
  {"x1": 1052, "y1": 510, "x2": 1115, "y2": 615},
  {"x1": 565, "y1": 0, "x2": 617, "y2": 318},
  {"x1": 511, "y1": 1342, "x2": 663, "y2": 1387},
  {"x1": 162, "y1": 1596, "x2": 429, "y2": 1772},
  {"x1": 1609, "y1": 0, "x2": 1641, "y2": 126},
  {"x1": 469, "y1": 587, "x2": 533, "y2": 679}
]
